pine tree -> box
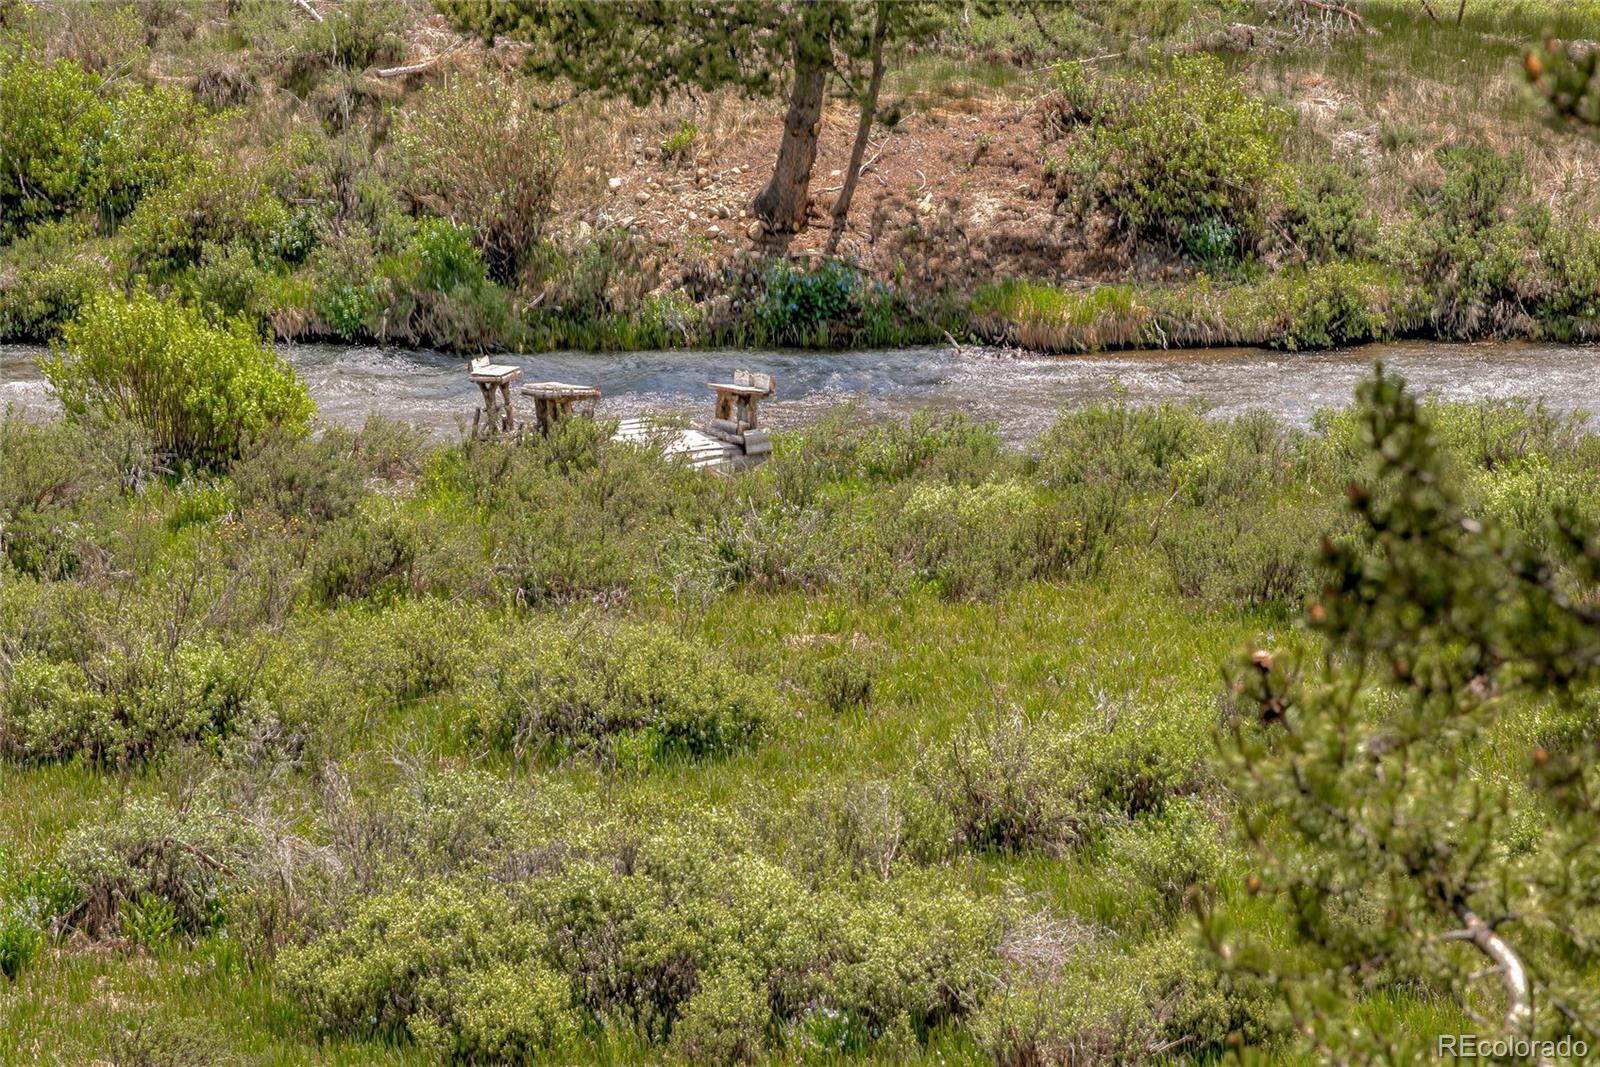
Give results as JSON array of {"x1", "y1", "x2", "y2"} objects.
[
  {"x1": 1525, "y1": 38, "x2": 1599, "y2": 125},
  {"x1": 1211, "y1": 367, "x2": 1600, "y2": 1060}
]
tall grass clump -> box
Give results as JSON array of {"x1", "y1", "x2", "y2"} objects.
[{"x1": 42, "y1": 289, "x2": 312, "y2": 467}]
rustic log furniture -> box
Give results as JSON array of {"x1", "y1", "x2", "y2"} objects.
[
  {"x1": 520, "y1": 381, "x2": 602, "y2": 434},
  {"x1": 468, "y1": 358, "x2": 524, "y2": 438}
]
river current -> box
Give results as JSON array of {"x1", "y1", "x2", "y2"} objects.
[{"x1": 5, "y1": 340, "x2": 1598, "y2": 444}]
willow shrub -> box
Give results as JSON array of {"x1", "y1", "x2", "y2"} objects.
[
  {"x1": 43, "y1": 290, "x2": 312, "y2": 467},
  {"x1": 1069, "y1": 54, "x2": 1290, "y2": 246}
]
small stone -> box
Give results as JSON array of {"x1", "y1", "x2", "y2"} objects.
[
  {"x1": 746, "y1": 220, "x2": 765, "y2": 240},
  {"x1": 707, "y1": 225, "x2": 721, "y2": 236},
  {"x1": 830, "y1": 169, "x2": 841, "y2": 178},
  {"x1": 608, "y1": 177, "x2": 622, "y2": 191},
  {"x1": 635, "y1": 190, "x2": 651, "y2": 204}
]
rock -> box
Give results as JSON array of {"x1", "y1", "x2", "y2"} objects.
[
  {"x1": 635, "y1": 190, "x2": 651, "y2": 204},
  {"x1": 717, "y1": 205, "x2": 731, "y2": 219},
  {"x1": 695, "y1": 166, "x2": 708, "y2": 180},
  {"x1": 707, "y1": 225, "x2": 721, "y2": 236},
  {"x1": 608, "y1": 177, "x2": 622, "y2": 191},
  {"x1": 688, "y1": 211, "x2": 698, "y2": 221},
  {"x1": 746, "y1": 220, "x2": 766, "y2": 241},
  {"x1": 829, "y1": 169, "x2": 841, "y2": 178}
]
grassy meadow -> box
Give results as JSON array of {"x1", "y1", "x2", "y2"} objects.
[{"x1": 5, "y1": 379, "x2": 1599, "y2": 1063}]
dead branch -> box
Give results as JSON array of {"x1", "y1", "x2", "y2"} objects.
[
  {"x1": 1299, "y1": 0, "x2": 1364, "y2": 24},
  {"x1": 376, "y1": 40, "x2": 473, "y2": 79},
  {"x1": 291, "y1": 0, "x2": 322, "y2": 24},
  {"x1": 1445, "y1": 906, "x2": 1547, "y2": 1064}
]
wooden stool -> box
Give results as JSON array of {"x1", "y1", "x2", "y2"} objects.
[
  {"x1": 468, "y1": 358, "x2": 525, "y2": 439},
  {"x1": 705, "y1": 369, "x2": 775, "y2": 442},
  {"x1": 520, "y1": 381, "x2": 601, "y2": 434}
]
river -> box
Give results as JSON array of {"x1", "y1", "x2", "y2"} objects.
[{"x1": 4, "y1": 340, "x2": 1598, "y2": 444}]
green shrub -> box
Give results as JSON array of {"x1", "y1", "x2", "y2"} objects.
[
  {"x1": 0, "y1": 631, "x2": 269, "y2": 765},
  {"x1": 1036, "y1": 400, "x2": 1205, "y2": 497},
  {"x1": 1378, "y1": 143, "x2": 1545, "y2": 338},
  {"x1": 972, "y1": 935, "x2": 1252, "y2": 1066},
  {"x1": 185, "y1": 241, "x2": 279, "y2": 325},
  {"x1": 328, "y1": 599, "x2": 478, "y2": 707},
  {"x1": 412, "y1": 960, "x2": 584, "y2": 1061},
  {"x1": 0, "y1": 414, "x2": 145, "y2": 578},
  {"x1": 453, "y1": 424, "x2": 700, "y2": 605},
  {"x1": 118, "y1": 152, "x2": 287, "y2": 276},
  {"x1": 278, "y1": 880, "x2": 546, "y2": 1037},
  {"x1": 928, "y1": 702, "x2": 1211, "y2": 855},
  {"x1": 94, "y1": 81, "x2": 208, "y2": 224},
  {"x1": 750, "y1": 259, "x2": 869, "y2": 347},
  {"x1": 230, "y1": 428, "x2": 366, "y2": 525},
  {"x1": 0, "y1": 220, "x2": 109, "y2": 340},
  {"x1": 1286, "y1": 163, "x2": 1375, "y2": 262},
  {"x1": 668, "y1": 968, "x2": 767, "y2": 1065},
  {"x1": 463, "y1": 620, "x2": 773, "y2": 763},
  {"x1": 1103, "y1": 798, "x2": 1227, "y2": 918},
  {"x1": 307, "y1": 509, "x2": 422, "y2": 604},
  {"x1": 44, "y1": 289, "x2": 312, "y2": 467},
  {"x1": 660, "y1": 121, "x2": 699, "y2": 163},
  {"x1": 1218, "y1": 261, "x2": 1408, "y2": 350},
  {"x1": 1157, "y1": 498, "x2": 1334, "y2": 608},
  {"x1": 378, "y1": 218, "x2": 517, "y2": 349},
  {"x1": 57, "y1": 795, "x2": 265, "y2": 938},
  {"x1": 0, "y1": 895, "x2": 44, "y2": 980},
  {"x1": 805, "y1": 645, "x2": 879, "y2": 715},
  {"x1": 394, "y1": 78, "x2": 562, "y2": 281},
  {"x1": 889, "y1": 479, "x2": 1093, "y2": 599},
  {"x1": 927, "y1": 707, "x2": 1083, "y2": 854},
  {"x1": 1070, "y1": 55, "x2": 1289, "y2": 243},
  {"x1": 0, "y1": 54, "x2": 109, "y2": 235},
  {"x1": 333, "y1": 769, "x2": 542, "y2": 885}
]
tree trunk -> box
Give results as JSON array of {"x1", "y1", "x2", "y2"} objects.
[
  {"x1": 753, "y1": 48, "x2": 828, "y2": 242},
  {"x1": 824, "y1": 1, "x2": 888, "y2": 257}
]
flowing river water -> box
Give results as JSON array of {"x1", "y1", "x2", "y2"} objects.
[{"x1": 4, "y1": 340, "x2": 1599, "y2": 444}]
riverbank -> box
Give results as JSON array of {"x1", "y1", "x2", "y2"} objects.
[{"x1": 3, "y1": 2, "x2": 1598, "y2": 356}]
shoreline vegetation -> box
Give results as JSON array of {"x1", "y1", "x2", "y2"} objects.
[{"x1": 3, "y1": 1, "x2": 1600, "y2": 357}]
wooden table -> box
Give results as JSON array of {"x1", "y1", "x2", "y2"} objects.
[
  {"x1": 468, "y1": 361, "x2": 524, "y2": 438},
  {"x1": 521, "y1": 381, "x2": 601, "y2": 434}
]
